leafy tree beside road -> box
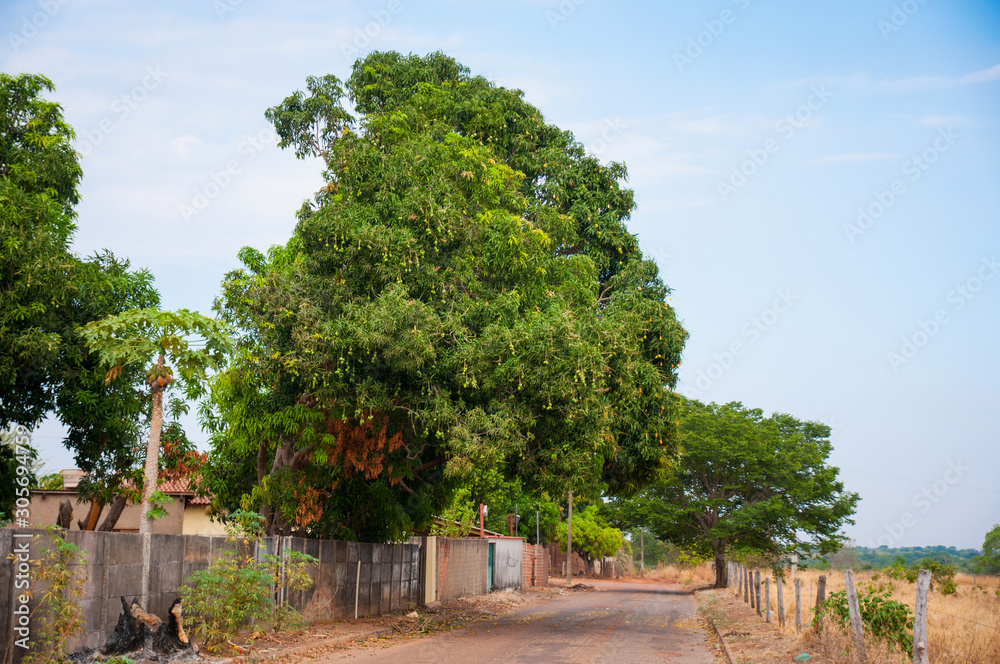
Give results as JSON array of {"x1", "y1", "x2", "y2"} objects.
[
  {"x1": 557, "y1": 505, "x2": 623, "y2": 575},
  {"x1": 607, "y1": 398, "x2": 859, "y2": 588},
  {"x1": 204, "y1": 51, "x2": 687, "y2": 540}
]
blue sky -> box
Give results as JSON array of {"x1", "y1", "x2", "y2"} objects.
[{"x1": 4, "y1": 0, "x2": 998, "y2": 549}]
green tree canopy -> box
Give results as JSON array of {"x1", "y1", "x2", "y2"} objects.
[
  {"x1": 205, "y1": 51, "x2": 686, "y2": 541},
  {"x1": 557, "y1": 505, "x2": 623, "y2": 574},
  {"x1": 56, "y1": 251, "x2": 160, "y2": 530},
  {"x1": 606, "y1": 398, "x2": 859, "y2": 587},
  {"x1": 976, "y1": 524, "x2": 1000, "y2": 574},
  {"x1": 0, "y1": 73, "x2": 82, "y2": 427}
]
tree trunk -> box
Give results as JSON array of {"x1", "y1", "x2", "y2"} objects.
[
  {"x1": 566, "y1": 491, "x2": 573, "y2": 585},
  {"x1": 714, "y1": 549, "x2": 727, "y2": 588},
  {"x1": 84, "y1": 498, "x2": 103, "y2": 530},
  {"x1": 98, "y1": 495, "x2": 129, "y2": 531},
  {"x1": 139, "y1": 354, "x2": 165, "y2": 536}
]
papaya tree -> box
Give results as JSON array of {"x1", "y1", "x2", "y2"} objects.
[{"x1": 81, "y1": 309, "x2": 230, "y2": 534}]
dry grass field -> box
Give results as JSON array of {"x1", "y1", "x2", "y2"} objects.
[
  {"x1": 725, "y1": 566, "x2": 1000, "y2": 664},
  {"x1": 634, "y1": 561, "x2": 717, "y2": 586}
]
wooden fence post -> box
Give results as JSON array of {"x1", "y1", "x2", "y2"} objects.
[
  {"x1": 765, "y1": 578, "x2": 771, "y2": 623},
  {"x1": 913, "y1": 569, "x2": 931, "y2": 664},
  {"x1": 755, "y1": 569, "x2": 761, "y2": 616},
  {"x1": 744, "y1": 566, "x2": 750, "y2": 604},
  {"x1": 776, "y1": 576, "x2": 785, "y2": 627},
  {"x1": 813, "y1": 575, "x2": 827, "y2": 632},
  {"x1": 795, "y1": 577, "x2": 802, "y2": 633},
  {"x1": 845, "y1": 569, "x2": 868, "y2": 662},
  {"x1": 750, "y1": 569, "x2": 756, "y2": 609}
]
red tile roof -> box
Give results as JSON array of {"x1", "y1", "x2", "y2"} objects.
[{"x1": 157, "y1": 478, "x2": 211, "y2": 505}]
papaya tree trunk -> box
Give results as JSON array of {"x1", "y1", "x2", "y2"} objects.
[{"x1": 139, "y1": 354, "x2": 165, "y2": 536}]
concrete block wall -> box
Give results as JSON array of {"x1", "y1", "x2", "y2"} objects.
[
  {"x1": 0, "y1": 528, "x2": 421, "y2": 659},
  {"x1": 436, "y1": 537, "x2": 488, "y2": 601}
]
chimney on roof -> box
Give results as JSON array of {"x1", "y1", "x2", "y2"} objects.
[{"x1": 60, "y1": 469, "x2": 86, "y2": 489}]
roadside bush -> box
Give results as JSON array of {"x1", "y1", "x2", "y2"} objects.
[{"x1": 815, "y1": 580, "x2": 914, "y2": 657}]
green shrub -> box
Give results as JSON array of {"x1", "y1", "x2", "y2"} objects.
[
  {"x1": 179, "y1": 511, "x2": 316, "y2": 653},
  {"x1": 884, "y1": 557, "x2": 957, "y2": 594},
  {"x1": 815, "y1": 580, "x2": 914, "y2": 657}
]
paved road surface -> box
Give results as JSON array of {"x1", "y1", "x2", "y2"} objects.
[{"x1": 325, "y1": 581, "x2": 717, "y2": 663}]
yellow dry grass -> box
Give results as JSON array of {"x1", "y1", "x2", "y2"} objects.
[
  {"x1": 631, "y1": 561, "x2": 716, "y2": 586},
  {"x1": 730, "y1": 567, "x2": 1000, "y2": 664}
]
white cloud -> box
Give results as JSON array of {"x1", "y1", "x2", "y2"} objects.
[
  {"x1": 170, "y1": 135, "x2": 202, "y2": 156},
  {"x1": 810, "y1": 153, "x2": 900, "y2": 164},
  {"x1": 876, "y1": 63, "x2": 1000, "y2": 93}
]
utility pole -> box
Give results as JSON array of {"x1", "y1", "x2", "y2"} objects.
[{"x1": 566, "y1": 491, "x2": 573, "y2": 584}]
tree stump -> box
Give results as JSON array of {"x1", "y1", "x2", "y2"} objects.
[{"x1": 98, "y1": 597, "x2": 195, "y2": 660}]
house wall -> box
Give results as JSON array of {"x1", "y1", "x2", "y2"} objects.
[
  {"x1": 181, "y1": 506, "x2": 225, "y2": 535},
  {"x1": 26, "y1": 491, "x2": 185, "y2": 534},
  {"x1": 488, "y1": 538, "x2": 522, "y2": 591}
]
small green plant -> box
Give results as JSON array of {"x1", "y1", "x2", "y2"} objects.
[
  {"x1": 102, "y1": 658, "x2": 137, "y2": 664},
  {"x1": 179, "y1": 510, "x2": 317, "y2": 653},
  {"x1": 15, "y1": 526, "x2": 88, "y2": 664},
  {"x1": 146, "y1": 490, "x2": 175, "y2": 521},
  {"x1": 815, "y1": 580, "x2": 914, "y2": 657}
]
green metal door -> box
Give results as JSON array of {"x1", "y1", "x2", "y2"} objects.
[{"x1": 488, "y1": 543, "x2": 495, "y2": 591}]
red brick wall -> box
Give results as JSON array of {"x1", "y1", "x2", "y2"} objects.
[
  {"x1": 522, "y1": 542, "x2": 549, "y2": 586},
  {"x1": 547, "y1": 542, "x2": 617, "y2": 578}
]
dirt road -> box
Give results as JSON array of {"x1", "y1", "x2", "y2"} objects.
[{"x1": 323, "y1": 581, "x2": 718, "y2": 663}]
